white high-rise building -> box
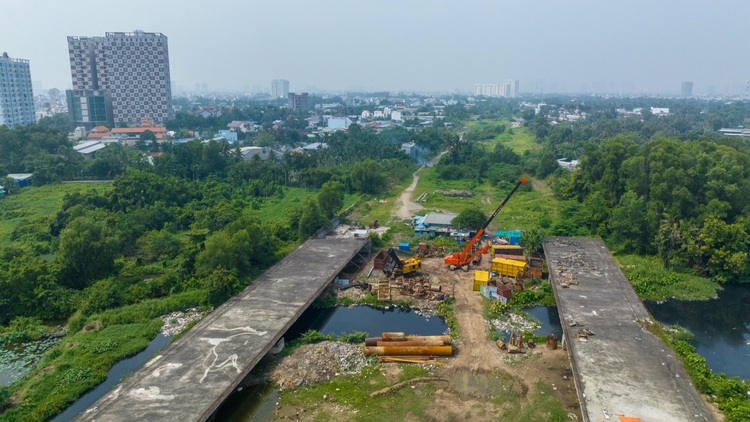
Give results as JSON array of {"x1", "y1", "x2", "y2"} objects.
[
  {"x1": 473, "y1": 84, "x2": 501, "y2": 97},
  {"x1": 67, "y1": 31, "x2": 173, "y2": 127},
  {"x1": 506, "y1": 79, "x2": 520, "y2": 98},
  {"x1": 272, "y1": 79, "x2": 289, "y2": 98},
  {"x1": 0, "y1": 52, "x2": 35, "y2": 128}
]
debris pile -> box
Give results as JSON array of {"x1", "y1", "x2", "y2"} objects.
[
  {"x1": 159, "y1": 308, "x2": 205, "y2": 336},
  {"x1": 271, "y1": 341, "x2": 368, "y2": 390},
  {"x1": 487, "y1": 311, "x2": 541, "y2": 334}
]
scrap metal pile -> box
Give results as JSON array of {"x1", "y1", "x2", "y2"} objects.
[{"x1": 384, "y1": 275, "x2": 445, "y2": 301}]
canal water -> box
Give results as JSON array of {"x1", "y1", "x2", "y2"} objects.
[
  {"x1": 645, "y1": 283, "x2": 750, "y2": 381},
  {"x1": 525, "y1": 306, "x2": 563, "y2": 339}
]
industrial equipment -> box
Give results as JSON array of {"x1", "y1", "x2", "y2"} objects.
[
  {"x1": 444, "y1": 177, "x2": 527, "y2": 270},
  {"x1": 382, "y1": 247, "x2": 422, "y2": 278}
]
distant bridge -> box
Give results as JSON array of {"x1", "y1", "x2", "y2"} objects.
[{"x1": 75, "y1": 237, "x2": 370, "y2": 421}]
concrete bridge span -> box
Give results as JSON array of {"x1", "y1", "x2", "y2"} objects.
[
  {"x1": 75, "y1": 237, "x2": 370, "y2": 422},
  {"x1": 544, "y1": 237, "x2": 713, "y2": 422}
]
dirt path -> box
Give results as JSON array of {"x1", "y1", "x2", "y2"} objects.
[
  {"x1": 394, "y1": 152, "x2": 448, "y2": 220},
  {"x1": 395, "y1": 166, "x2": 426, "y2": 220}
]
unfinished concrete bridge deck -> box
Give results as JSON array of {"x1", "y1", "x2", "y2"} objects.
[
  {"x1": 544, "y1": 237, "x2": 713, "y2": 422},
  {"x1": 76, "y1": 237, "x2": 370, "y2": 422}
]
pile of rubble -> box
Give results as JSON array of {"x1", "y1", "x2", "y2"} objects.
[
  {"x1": 488, "y1": 311, "x2": 541, "y2": 334},
  {"x1": 159, "y1": 308, "x2": 205, "y2": 336},
  {"x1": 271, "y1": 341, "x2": 369, "y2": 390}
]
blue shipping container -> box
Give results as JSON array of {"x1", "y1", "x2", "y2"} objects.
[{"x1": 399, "y1": 242, "x2": 410, "y2": 251}]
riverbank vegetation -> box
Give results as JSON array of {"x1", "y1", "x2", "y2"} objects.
[{"x1": 649, "y1": 323, "x2": 750, "y2": 421}]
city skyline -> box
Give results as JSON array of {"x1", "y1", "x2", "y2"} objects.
[{"x1": 2, "y1": 0, "x2": 749, "y2": 95}]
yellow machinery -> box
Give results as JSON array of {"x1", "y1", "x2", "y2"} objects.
[{"x1": 383, "y1": 248, "x2": 422, "y2": 278}]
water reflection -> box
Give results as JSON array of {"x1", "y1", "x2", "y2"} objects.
[{"x1": 645, "y1": 284, "x2": 750, "y2": 380}]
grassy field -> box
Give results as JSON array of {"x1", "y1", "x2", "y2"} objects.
[
  {"x1": 279, "y1": 365, "x2": 567, "y2": 422},
  {"x1": 0, "y1": 183, "x2": 107, "y2": 247},
  {"x1": 464, "y1": 119, "x2": 541, "y2": 155},
  {"x1": 246, "y1": 187, "x2": 318, "y2": 225},
  {"x1": 485, "y1": 126, "x2": 540, "y2": 155},
  {"x1": 414, "y1": 168, "x2": 558, "y2": 232}
]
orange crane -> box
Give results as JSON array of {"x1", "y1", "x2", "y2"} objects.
[{"x1": 444, "y1": 177, "x2": 527, "y2": 270}]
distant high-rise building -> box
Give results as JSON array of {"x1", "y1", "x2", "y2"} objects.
[
  {"x1": 681, "y1": 81, "x2": 693, "y2": 97},
  {"x1": 287, "y1": 92, "x2": 309, "y2": 110},
  {"x1": 473, "y1": 84, "x2": 501, "y2": 97},
  {"x1": 272, "y1": 79, "x2": 290, "y2": 98},
  {"x1": 506, "y1": 79, "x2": 520, "y2": 98},
  {"x1": 66, "y1": 30, "x2": 173, "y2": 128},
  {"x1": 0, "y1": 52, "x2": 35, "y2": 128}
]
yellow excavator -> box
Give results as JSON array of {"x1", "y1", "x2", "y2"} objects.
[{"x1": 383, "y1": 247, "x2": 422, "y2": 278}]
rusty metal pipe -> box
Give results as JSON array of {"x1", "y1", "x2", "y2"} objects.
[
  {"x1": 365, "y1": 337, "x2": 382, "y2": 347},
  {"x1": 381, "y1": 332, "x2": 405, "y2": 341},
  {"x1": 363, "y1": 346, "x2": 453, "y2": 356},
  {"x1": 376, "y1": 340, "x2": 446, "y2": 347}
]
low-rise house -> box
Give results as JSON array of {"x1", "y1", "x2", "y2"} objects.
[
  {"x1": 7, "y1": 173, "x2": 33, "y2": 188},
  {"x1": 86, "y1": 125, "x2": 111, "y2": 139},
  {"x1": 302, "y1": 142, "x2": 328, "y2": 151},
  {"x1": 240, "y1": 146, "x2": 282, "y2": 161},
  {"x1": 413, "y1": 212, "x2": 459, "y2": 237},
  {"x1": 401, "y1": 142, "x2": 416, "y2": 157},
  {"x1": 327, "y1": 116, "x2": 352, "y2": 129},
  {"x1": 217, "y1": 130, "x2": 238, "y2": 143},
  {"x1": 226, "y1": 121, "x2": 257, "y2": 133}
]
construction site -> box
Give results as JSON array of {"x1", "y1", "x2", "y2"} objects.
[{"x1": 263, "y1": 175, "x2": 717, "y2": 422}]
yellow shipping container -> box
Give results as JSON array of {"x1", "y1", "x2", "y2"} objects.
[
  {"x1": 490, "y1": 245, "x2": 524, "y2": 259},
  {"x1": 473, "y1": 270, "x2": 489, "y2": 291},
  {"x1": 491, "y1": 258, "x2": 526, "y2": 278}
]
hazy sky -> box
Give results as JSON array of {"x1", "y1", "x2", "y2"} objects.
[{"x1": 2, "y1": 0, "x2": 748, "y2": 95}]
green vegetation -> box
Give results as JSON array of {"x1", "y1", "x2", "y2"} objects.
[
  {"x1": 617, "y1": 255, "x2": 721, "y2": 301},
  {"x1": 278, "y1": 365, "x2": 431, "y2": 421},
  {"x1": 0, "y1": 183, "x2": 104, "y2": 248},
  {"x1": 648, "y1": 323, "x2": 750, "y2": 421},
  {"x1": 0, "y1": 112, "x2": 420, "y2": 419},
  {"x1": 435, "y1": 297, "x2": 458, "y2": 339}
]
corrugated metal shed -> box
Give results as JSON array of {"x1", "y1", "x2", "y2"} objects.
[{"x1": 422, "y1": 212, "x2": 458, "y2": 226}]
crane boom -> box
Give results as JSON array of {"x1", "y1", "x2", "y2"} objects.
[{"x1": 444, "y1": 177, "x2": 527, "y2": 270}]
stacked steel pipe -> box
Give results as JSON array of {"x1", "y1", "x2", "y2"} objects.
[{"x1": 363, "y1": 332, "x2": 453, "y2": 356}]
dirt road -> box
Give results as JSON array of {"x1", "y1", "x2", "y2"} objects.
[
  {"x1": 395, "y1": 166, "x2": 426, "y2": 220},
  {"x1": 420, "y1": 258, "x2": 580, "y2": 419}
]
